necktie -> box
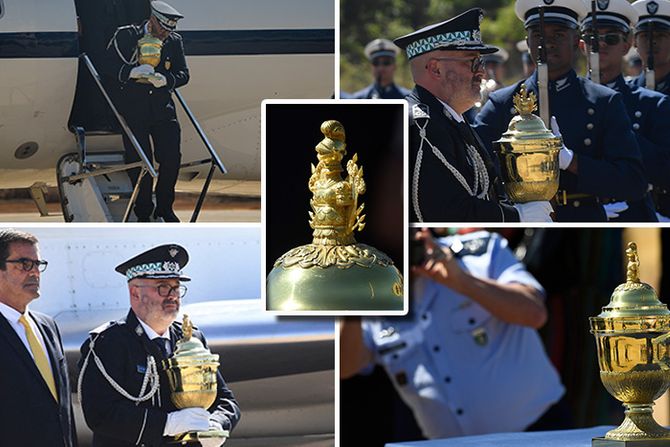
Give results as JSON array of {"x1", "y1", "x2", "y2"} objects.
[
  {"x1": 152, "y1": 338, "x2": 169, "y2": 358},
  {"x1": 18, "y1": 315, "x2": 58, "y2": 402}
]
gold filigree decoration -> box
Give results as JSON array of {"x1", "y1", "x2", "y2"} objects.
[
  {"x1": 308, "y1": 120, "x2": 366, "y2": 247},
  {"x1": 626, "y1": 242, "x2": 640, "y2": 283},
  {"x1": 182, "y1": 314, "x2": 192, "y2": 340},
  {"x1": 274, "y1": 243, "x2": 393, "y2": 269},
  {"x1": 512, "y1": 84, "x2": 538, "y2": 117}
]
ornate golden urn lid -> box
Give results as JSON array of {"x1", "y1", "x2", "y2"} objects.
[
  {"x1": 596, "y1": 242, "x2": 670, "y2": 319},
  {"x1": 266, "y1": 120, "x2": 403, "y2": 311}
]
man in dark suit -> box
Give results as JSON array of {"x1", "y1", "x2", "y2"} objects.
[
  {"x1": 0, "y1": 229, "x2": 77, "y2": 447},
  {"x1": 78, "y1": 244, "x2": 241, "y2": 446},
  {"x1": 395, "y1": 9, "x2": 554, "y2": 222}
]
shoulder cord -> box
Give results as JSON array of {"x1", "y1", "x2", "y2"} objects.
[
  {"x1": 78, "y1": 334, "x2": 160, "y2": 406},
  {"x1": 107, "y1": 28, "x2": 139, "y2": 66},
  {"x1": 412, "y1": 120, "x2": 490, "y2": 221}
]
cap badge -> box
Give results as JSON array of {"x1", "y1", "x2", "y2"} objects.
[
  {"x1": 163, "y1": 261, "x2": 179, "y2": 273},
  {"x1": 597, "y1": 0, "x2": 609, "y2": 10},
  {"x1": 169, "y1": 248, "x2": 178, "y2": 258},
  {"x1": 648, "y1": 1, "x2": 659, "y2": 15},
  {"x1": 543, "y1": 0, "x2": 555, "y2": 5}
]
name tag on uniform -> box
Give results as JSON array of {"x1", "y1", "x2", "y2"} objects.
[{"x1": 137, "y1": 364, "x2": 147, "y2": 374}]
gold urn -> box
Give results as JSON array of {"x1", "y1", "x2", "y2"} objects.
[
  {"x1": 493, "y1": 84, "x2": 561, "y2": 203},
  {"x1": 137, "y1": 34, "x2": 163, "y2": 68},
  {"x1": 163, "y1": 315, "x2": 228, "y2": 443},
  {"x1": 590, "y1": 243, "x2": 670, "y2": 446},
  {"x1": 266, "y1": 120, "x2": 403, "y2": 312}
]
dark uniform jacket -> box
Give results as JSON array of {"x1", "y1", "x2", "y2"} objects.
[
  {"x1": 607, "y1": 75, "x2": 670, "y2": 221},
  {"x1": 629, "y1": 72, "x2": 670, "y2": 216},
  {"x1": 79, "y1": 310, "x2": 240, "y2": 447},
  {"x1": 102, "y1": 22, "x2": 189, "y2": 122},
  {"x1": 474, "y1": 69, "x2": 647, "y2": 222},
  {"x1": 408, "y1": 85, "x2": 520, "y2": 222},
  {"x1": 352, "y1": 82, "x2": 411, "y2": 99},
  {"x1": 0, "y1": 311, "x2": 77, "y2": 447}
]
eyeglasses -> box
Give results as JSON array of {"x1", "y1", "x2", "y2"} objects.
[
  {"x1": 430, "y1": 56, "x2": 485, "y2": 73},
  {"x1": 134, "y1": 284, "x2": 187, "y2": 298},
  {"x1": 583, "y1": 33, "x2": 626, "y2": 46},
  {"x1": 5, "y1": 258, "x2": 48, "y2": 272},
  {"x1": 372, "y1": 58, "x2": 394, "y2": 67}
]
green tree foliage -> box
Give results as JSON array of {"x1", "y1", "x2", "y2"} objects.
[{"x1": 340, "y1": 0, "x2": 528, "y2": 94}]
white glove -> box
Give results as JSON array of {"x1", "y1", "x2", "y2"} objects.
[
  {"x1": 163, "y1": 408, "x2": 210, "y2": 436},
  {"x1": 149, "y1": 72, "x2": 167, "y2": 88},
  {"x1": 550, "y1": 116, "x2": 574, "y2": 170},
  {"x1": 514, "y1": 201, "x2": 554, "y2": 222},
  {"x1": 603, "y1": 201, "x2": 629, "y2": 220},
  {"x1": 129, "y1": 64, "x2": 155, "y2": 79},
  {"x1": 657, "y1": 212, "x2": 670, "y2": 222},
  {"x1": 199, "y1": 436, "x2": 226, "y2": 447}
]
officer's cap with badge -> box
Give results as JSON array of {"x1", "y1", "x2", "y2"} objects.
[
  {"x1": 515, "y1": 0, "x2": 588, "y2": 29},
  {"x1": 394, "y1": 8, "x2": 498, "y2": 60},
  {"x1": 364, "y1": 38, "x2": 400, "y2": 62},
  {"x1": 115, "y1": 244, "x2": 191, "y2": 282},
  {"x1": 632, "y1": 0, "x2": 670, "y2": 32},
  {"x1": 151, "y1": 0, "x2": 184, "y2": 32},
  {"x1": 581, "y1": 0, "x2": 639, "y2": 34}
]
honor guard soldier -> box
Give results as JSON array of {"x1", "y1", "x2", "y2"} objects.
[
  {"x1": 631, "y1": 0, "x2": 670, "y2": 94},
  {"x1": 341, "y1": 230, "x2": 565, "y2": 439},
  {"x1": 102, "y1": 1, "x2": 189, "y2": 222},
  {"x1": 78, "y1": 244, "x2": 241, "y2": 447},
  {"x1": 351, "y1": 38, "x2": 411, "y2": 99},
  {"x1": 580, "y1": 0, "x2": 670, "y2": 222},
  {"x1": 630, "y1": 0, "x2": 670, "y2": 219},
  {"x1": 473, "y1": 0, "x2": 647, "y2": 222},
  {"x1": 395, "y1": 8, "x2": 554, "y2": 222}
]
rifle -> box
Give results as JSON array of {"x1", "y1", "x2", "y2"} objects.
[
  {"x1": 646, "y1": 21, "x2": 656, "y2": 90},
  {"x1": 588, "y1": 0, "x2": 600, "y2": 83},
  {"x1": 537, "y1": 7, "x2": 550, "y2": 126}
]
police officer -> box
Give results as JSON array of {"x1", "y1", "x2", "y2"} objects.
[
  {"x1": 341, "y1": 229, "x2": 565, "y2": 439},
  {"x1": 351, "y1": 38, "x2": 411, "y2": 99},
  {"x1": 396, "y1": 8, "x2": 554, "y2": 222},
  {"x1": 103, "y1": 1, "x2": 189, "y2": 222},
  {"x1": 631, "y1": 0, "x2": 670, "y2": 94},
  {"x1": 78, "y1": 244, "x2": 240, "y2": 446},
  {"x1": 629, "y1": 0, "x2": 670, "y2": 219},
  {"x1": 579, "y1": 0, "x2": 670, "y2": 222},
  {"x1": 473, "y1": 0, "x2": 647, "y2": 222}
]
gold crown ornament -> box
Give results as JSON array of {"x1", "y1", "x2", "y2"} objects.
[{"x1": 266, "y1": 120, "x2": 403, "y2": 311}]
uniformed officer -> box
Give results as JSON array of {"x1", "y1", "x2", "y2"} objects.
[
  {"x1": 579, "y1": 0, "x2": 670, "y2": 222},
  {"x1": 629, "y1": 0, "x2": 670, "y2": 219},
  {"x1": 102, "y1": 1, "x2": 189, "y2": 222},
  {"x1": 78, "y1": 244, "x2": 241, "y2": 447},
  {"x1": 341, "y1": 229, "x2": 565, "y2": 439},
  {"x1": 395, "y1": 8, "x2": 554, "y2": 222},
  {"x1": 630, "y1": 0, "x2": 670, "y2": 94},
  {"x1": 351, "y1": 38, "x2": 411, "y2": 99},
  {"x1": 473, "y1": 0, "x2": 647, "y2": 222}
]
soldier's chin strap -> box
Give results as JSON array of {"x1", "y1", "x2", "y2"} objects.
[
  {"x1": 78, "y1": 333, "x2": 161, "y2": 407},
  {"x1": 412, "y1": 118, "x2": 490, "y2": 222}
]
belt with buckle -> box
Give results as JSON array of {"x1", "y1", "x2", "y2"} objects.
[{"x1": 554, "y1": 190, "x2": 600, "y2": 207}]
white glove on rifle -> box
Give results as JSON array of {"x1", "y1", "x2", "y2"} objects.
[
  {"x1": 129, "y1": 64, "x2": 155, "y2": 79},
  {"x1": 603, "y1": 201, "x2": 629, "y2": 220},
  {"x1": 199, "y1": 421, "x2": 227, "y2": 447},
  {"x1": 513, "y1": 201, "x2": 554, "y2": 222},
  {"x1": 163, "y1": 408, "x2": 210, "y2": 436},
  {"x1": 550, "y1": 116, "x2": 574, "y2": 170},
  {"x1": 149, "y1": 72, "x2": 167, "y2": 88}
]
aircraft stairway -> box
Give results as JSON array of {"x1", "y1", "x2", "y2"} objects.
[{"x1": 58, "y1": 53, "x2": 227, "y2": 222}]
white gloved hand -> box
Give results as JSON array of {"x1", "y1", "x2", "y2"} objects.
[
  {"x1": 657, "y1": 212, "x2": 670, "y2": 222},
  {"x1": 163, "y1": 408, "x2": 210, "y2": 436},
  {"x1": 550, "y1": 116, "x2": 574, "y2": 170},
  {"x1": 603, "y1": 201, "x2": 629, "y2": 220},
  {"x1": 149, "y1": 72, "x2": 167, "y2": 88},
  {"x1": 514, "y1": 201, "x2": 554, "y2": 222},
  {"x1": 129, "y1": 64, "x2": 155, "y2": 79}
]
